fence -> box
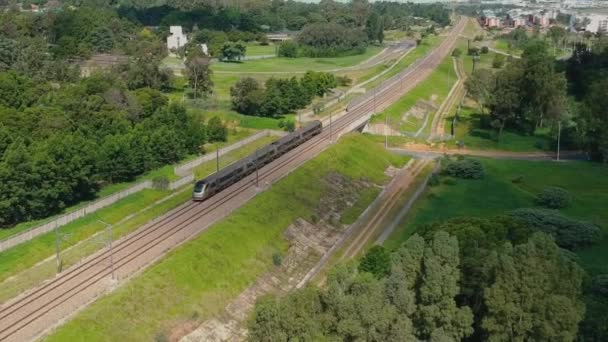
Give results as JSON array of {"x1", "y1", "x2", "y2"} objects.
[
  {"x1": 0, "y1": 180, "x2": 152, "y2": 253},
  {"x1": 0, "y1": 130, "x2": 284, "y2": 253},
  {"x1": 175, "y1": 129, "x2": 283, "y2": 176}
]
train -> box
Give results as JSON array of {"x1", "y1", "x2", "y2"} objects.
[{"x1": 193, "y1": 120, "x2": 323, "y2": 201}]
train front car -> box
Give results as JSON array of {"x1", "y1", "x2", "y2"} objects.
[{"x1": 192, "y1": 181, "x2": 207, "y2": 201}]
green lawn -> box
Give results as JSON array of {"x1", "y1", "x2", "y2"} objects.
[
  {"x1": 0, "y1": 189, "x2": 170, "y2": 285},
  {"x1": 493, "y1": 39, "x2": 522, "y2": 57},
  {"x1": 384, "y1": 30, "x2": 409, "y2": 41},
  {"x1": 246, "y1": 43, "x2": 277, "y2": 57},
  {"x1": 445, "y1": 105, "x2": 553, "y2": 152},
  {"x1": 44, "y1": 133, "x2": 409, "y2": 342},
  {"x1": 372, "y1": 50, "x2": 456, "y2": 135},
  {"x1": 211, "y1": 46, "x2": 384, "y2": 73},
  {"x1": 383, "y1": 158, "x2": 608, "y2": 277}
]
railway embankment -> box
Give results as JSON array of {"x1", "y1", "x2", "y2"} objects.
[{"x1": 43, "y1": 133, "x2": 409, "y2": 342}]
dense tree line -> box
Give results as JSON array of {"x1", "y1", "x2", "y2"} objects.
[
  {"x1": 230, "y1": 72, "x2": 337, "y2": 118},
  {"x1": 0, "y1": 69, "x2": 226, "y2": 226},
  {"x1": 250, "y1": 219, "x2": 586, "y2": 341},
  {"x1": 565, "y1": 38, "x2": 608, "y2": 161}
]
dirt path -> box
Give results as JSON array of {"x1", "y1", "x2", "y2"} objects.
[
  {"x1": 390, "y1": 144, "x2": 586, "y2": 161},
  {"x1": 338, "y1": 160, "x2": 430, "y2": 261}
]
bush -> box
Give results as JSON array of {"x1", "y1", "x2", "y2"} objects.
[
  {"x1": 492, "y1": 54, "x2": 505, "y2": 68},
  {"x1": 535, "y1": 186, "x2": 571, "y2": 209},
  {"x1": 272, "y1": 252, "x2": 283, "y2": 266},
  {"x1": 452, "y1": 48, "x2": 462, "y2": 57},
  {"x1": 474, "y1": 34, "x2": 484, "y2": 41},
  {"x1": 509, "y1": 208, "x2": 601, "y2": 250},
  {"x1": 443, "y1": 158, "x2": 485, "y2": 179},
  {"x1": 468, "y1": 47, "x2": 480, "y2": 56},
  {"x1": 336, "y1": 75, "x2": 352, "y2": 87},
  {"x1": 480, "y1": 46, "x2": 489, "y2": 54},
  {"x1": 278, "y1": 40, "x2": 298, "y2": 58},
  {"x1": 152, "y1": 176, "x2": 169, "y2": 190},
  {"x1": 511, "y1": 175, "x2": 524, "y2": 184},
  {"x1": 428, "y1": 173, "x2": 440, "y2": 187}
]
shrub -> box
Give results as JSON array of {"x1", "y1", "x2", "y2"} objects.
[
  {"x1": 443, "y1": 158, "x2": 485, "y2": 179},
  {"x1": 272, "y1": 252, "x2": 283, "y2": 266},
  {"x1": 492, "y1": 54, "x2": 505, "y2": 68},
  {"x1": 509, "y1": 208, "x2": 601, "y2": 250},
  {"x1": 535, "y1": 186, "x2": 572, "y2": 209},
  {"x1": 152, "y1": 176, "x2": 169, "y2": 190},
  {"x1": 511, "y1": 175, "x2": 524, "y2": 184},
  {"x1": 428, "y1": 173, "x2": 440, "y2": 187},
  {"x1": 474, "y1": 34, "x2": 484, "y2": 41},
  {"x1": 452, "y1": 48, "x2": 462, "y2": 57},
  {"x1": 480, "y1": 46, "x2": 489, "y2": 54},
  {"x1": 278, "y1": 40, "x2": 298, "y2": 58},
  {"x1": 468, "y1": 47, "x2": 480, "y2": 56},
  {"x1": 336, "y1": 75, "x2": 352, "y2": 87}
]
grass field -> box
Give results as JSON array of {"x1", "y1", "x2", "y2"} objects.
[
  {"x1": 44, "y1": 133, "x2": 409, "y2": 342},
  {"x1": 246, "y1": 43, "x2": 277, "y2": 57},
  {"x1": 371, "y1": 50, "x2": 456, "y2": 135},
  {"x1": 383, "y1": 158, "x2": 608, "y2": 277},
  {"x1": 211, "y1": 46, "x2": 384, "y2": 73}
]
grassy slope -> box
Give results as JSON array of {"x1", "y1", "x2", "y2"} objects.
[
  {"x1": 45, "y1": 134, "x2": 409, "y2": 342},
  {"x1": 372, "y1": 49, "x2": 456, "y2": 134},
  {"x1": 0, "y1": 189, "x2": 169, "y2": 284},
  {"x1": 383, "y1": 159, "x2": 608, "y2": 276},
  {"x1": 211, "y1": 46, "x2": 384, "y2": 73}
]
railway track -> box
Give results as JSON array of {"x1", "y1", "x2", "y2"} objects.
[{"x1": 0, "y1": 18, "x2": 465, "y2": 342}]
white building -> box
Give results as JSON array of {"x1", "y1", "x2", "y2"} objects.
[
  {"x1": 167, "y1": 26, "x2": 188, "y2": 54},
  {"x1": 585, "y1": 14, "x2": 608, "y2": 33}
]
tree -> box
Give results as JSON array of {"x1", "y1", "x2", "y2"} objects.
[
  {"x1": 185, "y1": 53, "x2": 213, "y2": 99},
  {"x1": 0, "y1": 37, "x2": 17, "y2": 71},
  {"x1": 366, "y1": 12, "x2": 384, "y2": 44},
  {"x1": 206, "y1": 116, "x2": 227, "y2": 142},
  {"x1": 482, "y1": 233, "x2": 585, "y2": 341},
  {"x1": 359, "y1": 245, "x2": 391, "y2": 278},
  {"x1": 464, "y1": 69, "x2": 494, "y2": 114},
  {"x1": 417, "y1": 231, "x2": 474, "y2": 341},
  {"x1": 230, "y1": 77, "x2": 262, "y2": 115},
  {"x1": 547, "y1": 26, "x2": 566, "y2": 51},
  {"x1": 219, "y1": 41, "x2": 246, "y2": 62},
  {"x1": 487, "y1": 63, "x2": 524, "y2": 140}
]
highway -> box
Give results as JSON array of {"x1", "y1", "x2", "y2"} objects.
[{"x1": 0, "y1": 17, "x2": 466, "y2": 342}]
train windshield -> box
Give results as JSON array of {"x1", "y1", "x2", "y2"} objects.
[{"x1": 194, "y1": 182, "x2": 206, "y2": 193}]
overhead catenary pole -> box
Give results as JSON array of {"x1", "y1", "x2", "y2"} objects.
[
  {"x1": 557, "y1": 120, "x2": 561, "y2": 161},
  {"x1": 54, "y1": 222, "x2": 61, "y2": 272},
  {"x1": 255, "y1": 149, "x2": 259, "y2": 187},
  {"x1": 216, "y1": 147, "x2": 220, "y2": 173},
  {"x1": 97, "y1": 219, "x2": 115, "y2": 280}
]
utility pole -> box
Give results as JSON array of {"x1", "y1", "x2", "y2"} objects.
[
  {"x1": 557, "y1": 120, "x2": 561, "y2": 161},
  {"x1": 385, "y1": 114, "x2": 388, "y2": 149},
  {"x1": 97, "y1": 219, "x2": 115, "y2": 280},
  {"x1": 255, "y1": 149, "x2": 259, "y2": 187},
  {"x1": 54, "y1": 222, "x2": 61, "y2": 272},
  {"x1": 216, "y1": 147, "x2": 220, "y2": 173},
  {"x1": 329, "y1": 111, "x2": 333, "y2": 142}
]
